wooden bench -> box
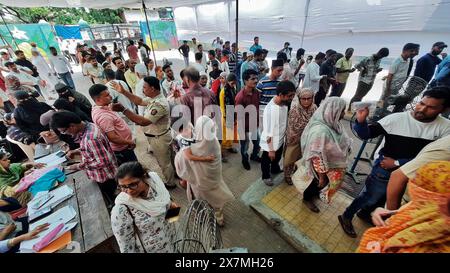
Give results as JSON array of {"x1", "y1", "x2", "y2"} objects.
[{"x1": 55, "y1": 171, "x2": 117, "y2": 253}]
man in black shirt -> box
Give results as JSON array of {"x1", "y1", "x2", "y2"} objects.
[
  {"x1": 178, "y1": 40, "x2": 190, "y2": 67},
  {"x1": 414, "y1": 41, "x2": 447, "y2": 83},
  {"x1": 112, "y1": 57, "x2": 131, "y2": 91},
  {"x1": 14, "y1": 50, "x2": 39, "y2": 77},
  {"x1": 315, "y1": 51, "x2": 337, "y2": 106}
]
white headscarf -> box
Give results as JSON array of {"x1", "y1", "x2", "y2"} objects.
[
  {"x1": 300, "y1": 97, "x2": 352, "y2": 170},
  {"x1": 174, "y1": 116, "x2": 235, "y2": 208},
  {"x1": 114, "y1": 172, "x2": 171, "y2": 217}
]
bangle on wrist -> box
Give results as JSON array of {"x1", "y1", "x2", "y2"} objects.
[{"x1": 122, "y1": 108, "x2": 128, "y2": 114}]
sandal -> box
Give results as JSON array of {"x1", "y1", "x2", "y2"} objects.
[
  {"x1": 338, "y1": 215, "x2": 357, "y2": 238},
  {"x1": 285, "y1": 176, "x2": 293, "y2": 185}
]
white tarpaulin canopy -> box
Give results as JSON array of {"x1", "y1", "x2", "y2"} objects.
[
  {"x1": 0, "y1": 0, "x2": 219, "y2": 9},
  {"x1": 2, "y1": 0, "x2": 449, "y2": 55},
  {"x1": 173, "y1": 0, "x2": 450, "y2": 55}
]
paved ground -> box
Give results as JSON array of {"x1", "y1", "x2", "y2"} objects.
[
  {"x1": 70, "y1": 62, "x2": 297, "y2": 253},
  {"x1": 66, "y1": 51, "x2": 381, "y2": 253}
]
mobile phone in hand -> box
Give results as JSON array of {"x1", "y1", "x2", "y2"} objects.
[{"x1": 165, "y1": 207, "x2": 181, "y2": 223}]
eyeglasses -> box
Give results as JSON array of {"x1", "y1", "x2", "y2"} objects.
[
  {"x1": 300, "y1": 97, "x2": 313, "y2": 101},
  {"x1": 118, "y1": 180, "x2": 141, "y2": 190}
]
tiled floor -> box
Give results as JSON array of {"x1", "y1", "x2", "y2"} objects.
[{"x1": 262, "y1": 183, "x2": 372, "y2": 253}]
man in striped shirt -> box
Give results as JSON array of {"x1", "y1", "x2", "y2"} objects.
[
  {"x1": 51, "y1": 111, "x2": 118, "y2": 205},
  {"x1": 257, "y1": 59, "x2": 284, "y2": 107},
  {"x1": 256, "y1": 59, "x2": 284, "y2": 130},
  {"x1": 228, "y1": 42, "x2": 242, "y2": 75}
]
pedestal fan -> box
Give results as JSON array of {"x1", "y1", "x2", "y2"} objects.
[{"x1": 173, "y1": 199, "x2": 223, "y2": 253}]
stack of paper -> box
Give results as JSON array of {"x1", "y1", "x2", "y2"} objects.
[
  {"x1": 27, "y1": 185, "x2": 74, "y2": 222},
  {"x1": 35, "y1": 150, "x2": 67, "y2": 167},
  {"x1": 20, "y1": 206, "x2": 78, "y2": 253}
]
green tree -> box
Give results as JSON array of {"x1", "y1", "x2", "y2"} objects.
[{"x1": 1, "y1": 6, "x2": 124, "y2": 25}]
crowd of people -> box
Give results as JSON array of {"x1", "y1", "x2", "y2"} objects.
[{"x1": 0, "y1": 35, "x2": 449, "y2": 253}]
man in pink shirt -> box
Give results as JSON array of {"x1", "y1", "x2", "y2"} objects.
[{"x1": 89, "y1": 84, "x2": 137, "y2": 165}]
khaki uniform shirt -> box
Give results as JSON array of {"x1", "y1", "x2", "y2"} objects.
[{"x1": 142, "y1": 93, "x2": 170, "y2": 136}]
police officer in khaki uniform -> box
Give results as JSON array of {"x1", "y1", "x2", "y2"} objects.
[{"x1": 111, "y1": 77, "x2": 177, "y2": 189}]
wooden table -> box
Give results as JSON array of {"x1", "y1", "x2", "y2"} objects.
[{"x1": 54, "y1": 171, "x2": 116, "y2": 253}]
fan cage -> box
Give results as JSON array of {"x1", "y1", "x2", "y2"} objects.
[{"x1": 172, "y1": 199, "x2": 223, "y2": 253}]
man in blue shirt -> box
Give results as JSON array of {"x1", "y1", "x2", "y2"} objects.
[
  {"x1": 414, "y1": 41, "x2": 447, "y2": 83},
  {"x1": 429, "y1": 61, "x2": 450, "y2": 88},
  {"x1": 249, "y1": 36, "x2": 262, "y2": 53}
]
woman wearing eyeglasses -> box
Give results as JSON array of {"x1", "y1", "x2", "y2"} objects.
[
  {"x1": 283, "y1": 88, "x2": 317, "y2": 185},
  {"x1": 111, "y1": 162, "x2": 176, "y2": 253}
]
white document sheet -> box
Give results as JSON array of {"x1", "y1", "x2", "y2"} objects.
[
  {"x1": 35, "y1": 150, "x2": 67, "y2": 167},
  {"x1": 20, "y1": 206, "x2": 77, "y2": 252}
]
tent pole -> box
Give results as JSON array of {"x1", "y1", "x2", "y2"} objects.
[
  {"x1": 142, "y1": 0, "x2": 158, "y2": 65},
  {"x1": 0, "y1": 11, "x2": 19, "y2": 49},
  {"x1": 235, "y1": 0, "x2": 239, "y2": 80},
  {"x1": 0, "y1": 32, "x2": 13, "y2": 50},
  {"x1": 194, "y1": 6, "x2": 200, "y2": 39},
  {"x1": 300, "y1": 0, "x2": 311, "y2": 48}
]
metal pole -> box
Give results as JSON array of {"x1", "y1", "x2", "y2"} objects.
[
  {"x1": 0, "y1": 11, "x2": 19, "y2": 49},
  {"x1": 0, "y1": 32, "x2": 13, "y2": 50},
  {"x1": 300, "y1": 0, "x2": 311, "y2": 48},
  {"x1": 142, "y1": 0, "x2": 158, "y2": 65},
  {"x1": 88, "y1": 27, "x2": 97, "y2": 47},
  {"x1": 235, "y1": 0, "x2": 239, "y2": 80}
]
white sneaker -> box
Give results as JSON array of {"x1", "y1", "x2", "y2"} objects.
[{"x1": 263, "y1": 178, "x2": 273, "y2": 186}]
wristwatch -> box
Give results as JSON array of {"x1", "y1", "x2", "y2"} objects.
[{"x1": 394, "y1": 160, "x2": 400, "y2": 167}]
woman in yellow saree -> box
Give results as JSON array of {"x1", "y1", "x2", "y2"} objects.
[{"x1": 357, "y1": 161, "x2": 450, "y2": 253}]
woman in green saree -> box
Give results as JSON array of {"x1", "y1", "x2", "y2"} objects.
[{"x1": 0, "y1": 151, "x2": 45, "y2": 206}]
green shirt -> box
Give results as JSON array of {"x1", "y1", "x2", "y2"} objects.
[
  {"x1": 335, "y1": 57, "x2": 353, "y2": 83},
  {"x1": 0, "y1": 163, "x2": 25, "y2": 190}
]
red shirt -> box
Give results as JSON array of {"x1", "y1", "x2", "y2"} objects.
[
  {"x1": 127, "y1": 45, "x2": 139, "y2": 60},
  {"x1": 211, "y1": 79, "x2": 221, "y2": 96},
  {"x1": 235, "y1": 88, "x2": 260, "y2": 132}
]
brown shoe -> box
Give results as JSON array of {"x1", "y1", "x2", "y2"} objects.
[
  {"x1": 302, "y1": 199, "x2": 320, "y2": 213},
  {"x1": 338, "y1": 215, "x2": 357, "y2": 238}
]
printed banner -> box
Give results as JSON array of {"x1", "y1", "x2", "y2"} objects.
[
  {"x1": 0, "y1": 23, "x2": 60, "y2": 59},
  {"x1": 139, "y1": 21, "x2": 178, "y2": 50}
]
